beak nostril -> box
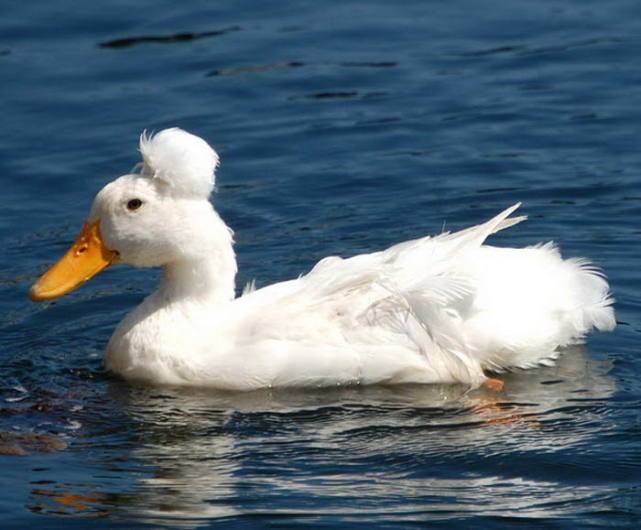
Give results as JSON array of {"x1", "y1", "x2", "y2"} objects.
[{"x1": 76, "y1": 246, "x2": 88, "y2": 255}]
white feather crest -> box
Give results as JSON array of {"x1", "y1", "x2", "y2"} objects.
[{"x1": 138, "y1": 128, "x2": 219, "y2": 198}]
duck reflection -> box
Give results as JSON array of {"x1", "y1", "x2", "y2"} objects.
[{"x1": 28, "y1": 346, "x2": 616, "y2": 526}]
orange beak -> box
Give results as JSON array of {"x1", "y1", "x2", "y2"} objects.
[{"x1": 29, "y1": 220, "x2": 120, "y2": 301}]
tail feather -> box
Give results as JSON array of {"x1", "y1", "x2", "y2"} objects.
[
  {"x1": 492, "y1": 213, "x2": 528, "y2": 234},
  {"x1": 447, "y1": 203, "x2": 525, "y2": 251},
  {"x1": 569, "y1": 258, "x2": 616, "y2": 333}
]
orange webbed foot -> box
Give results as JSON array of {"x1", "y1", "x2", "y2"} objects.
[{"x1": 481, "y1": 377, "x2": 504, "y2": 392}]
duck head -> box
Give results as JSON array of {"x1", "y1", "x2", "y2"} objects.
[{"x1": 29, "y1": 128, "x2": 221, "y2": 301}]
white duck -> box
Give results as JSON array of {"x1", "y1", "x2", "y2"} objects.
[{"x1": 30, "y1": 128, "x2": 615, "y2": 390}]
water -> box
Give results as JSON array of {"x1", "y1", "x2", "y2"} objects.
[{"x1": 1, "y1": 0, "x2": 641, "y2": 527}]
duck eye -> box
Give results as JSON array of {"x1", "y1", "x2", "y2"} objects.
[{"x1": 127, "y1": 198, "x2": 143, "y2": 211}]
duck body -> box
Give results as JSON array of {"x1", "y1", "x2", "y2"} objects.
[{"x1": 31, "y1": 128, "x2": 615, "y2": 389}]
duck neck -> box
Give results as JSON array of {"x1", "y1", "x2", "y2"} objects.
[{"x1": 158, "y1": 244, "x2": 237, "y2": 309}]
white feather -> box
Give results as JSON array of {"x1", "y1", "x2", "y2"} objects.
[
  {"x1": 139, "y1": 128, "x2": 219, "y2": 198},
  {"x1": 41, "y1": 128, "x2": 616, "y2": 389}
]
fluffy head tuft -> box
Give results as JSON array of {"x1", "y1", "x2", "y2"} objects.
[{"x1": 138, "y1": 128, "x2": 219, "y2": 198}]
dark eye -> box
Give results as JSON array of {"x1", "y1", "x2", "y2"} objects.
[{"x1": 127, "y1": 198, "x2": 143, "y2": 211}]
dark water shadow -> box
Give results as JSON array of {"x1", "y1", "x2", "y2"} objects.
[{"x1": 99, "y1": 26, "x2": 241, "y2": 49}]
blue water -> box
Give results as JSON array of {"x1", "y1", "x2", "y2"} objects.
[{"x1": 2, "y1": 0, "x2": 641, "y2": 527}]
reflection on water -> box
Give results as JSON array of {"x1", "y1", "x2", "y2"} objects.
[{"x1": 26, "y1": 347, "x2": 617, "y2": 526}]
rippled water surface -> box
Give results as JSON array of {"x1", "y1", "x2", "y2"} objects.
[{"x1": 2, "y1": 0, "x2": 641, "y2": 527}]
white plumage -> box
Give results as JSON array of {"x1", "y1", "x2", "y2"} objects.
[{"x1": 30, "y1": 128, "x2": 615, "y2": 390}]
